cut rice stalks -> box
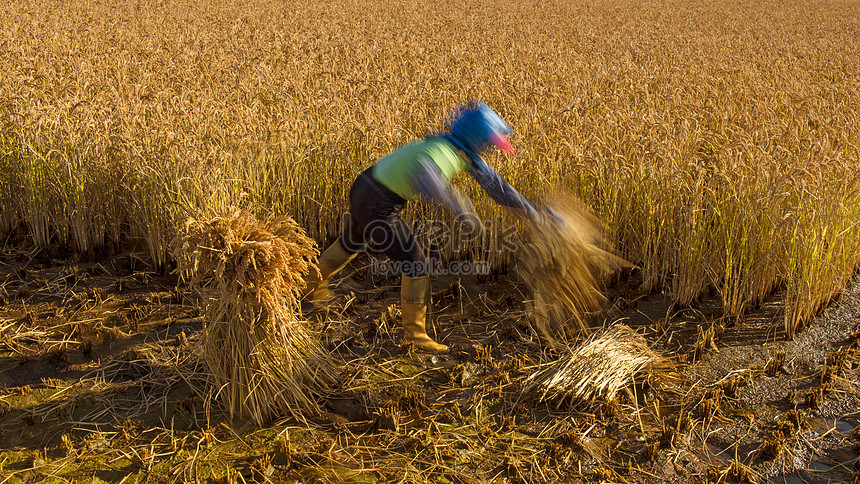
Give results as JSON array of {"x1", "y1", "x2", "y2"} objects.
[
  {"x1": 522, "y1": 324, "x2": 659, "y2": 408},
  {"x1": 172, "y1": 209, "x2": 336, "y2": 425},
  {"x1": 518, "y1": 194, "x2": 631, "y2": 342}
]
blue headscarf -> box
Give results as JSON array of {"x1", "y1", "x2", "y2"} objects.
[{"x1": 438, "y1": 101, "x2": 515, "y2": 170}]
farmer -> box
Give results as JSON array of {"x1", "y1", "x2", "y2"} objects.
[{"x1": 302, "y1": 101, "x2": 540, "y2": 352}]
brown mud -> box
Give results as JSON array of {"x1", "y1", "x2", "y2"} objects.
[{"x1": 1, "y1": 240, "x2": 859, "y2": 483}]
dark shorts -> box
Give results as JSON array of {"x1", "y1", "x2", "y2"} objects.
[{"x1": 339, "y1": 167, "x2": 429, "y2": 277}]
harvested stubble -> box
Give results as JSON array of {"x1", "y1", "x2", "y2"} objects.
[
  {"x1": 172, "y1": 209, "x2": 336, "y2": 424},
  {"x1": 523, "y1": 324, "x2": 658, "y2": 407},
  {"x1": 518, "y1": 194, "x2": 630, "y2": 341}
]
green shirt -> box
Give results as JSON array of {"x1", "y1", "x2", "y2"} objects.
[{"x1": 372, "y1": 136, "x2": 468, "y2": 200}]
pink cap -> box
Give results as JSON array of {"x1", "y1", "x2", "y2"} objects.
[{"x1": 490, "y1": 133, "x2": 516, "y2": 156}]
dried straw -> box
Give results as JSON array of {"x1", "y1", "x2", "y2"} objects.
[
  {"x1": 518, "y1": 194, "x2": 630, "y2": 342},
  {"x1": 523, "y1": 324, "x2": 658, "y2": 407},
  {"x1": 171, "y1": 209, "x2": 336, "y2": 424}
]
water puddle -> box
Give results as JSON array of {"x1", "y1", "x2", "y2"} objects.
[
  {"x1": 810, "y1": 417, "x2": 855, "y2": 435},
  {"x1": 773, "y1": 458, "x2": 839, "y2": 483},
  {"x1": 771, "y1": 476, "x2": 805, "y2": 484},
  {"x1": 836, "y1": 419, "x2": 854, "y2": 435}
]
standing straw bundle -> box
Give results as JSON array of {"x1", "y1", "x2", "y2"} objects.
[
  {"x1": 523, "y1": 324, "x2": 658, "y2": 407},
  {"x1": 172, "y1": 209, "x2": 336, "y2": 424},
  {"x1": 518, "y1": 194, "x2": 630, "y2": 342}
]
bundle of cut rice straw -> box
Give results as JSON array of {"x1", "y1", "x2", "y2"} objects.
[
  {"x1": 523, "y1": 324, "x2": 658, "y2": 407},
  {"x1": 172, "y1": 209, "x2": 336, "y2": 424},
  {"x1": 518, "y1": 194, "x2": 631, "y2": 342}
]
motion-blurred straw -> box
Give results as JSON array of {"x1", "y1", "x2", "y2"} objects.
[
  {"x1": 523, "y1": 324, "x2": 658, "y2": 407},
  {"x1": 518, "y1": 193, "x2": 630, "y2": 342},
  {"x1": 172, "y1": 209, "x2": 336, "y2": 424}
]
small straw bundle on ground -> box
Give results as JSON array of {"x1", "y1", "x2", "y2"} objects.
[
  {"x1": 518, "y1": 194, "x2": 630, "y2": 342},
  {"x1": 172, "y1": 209, "x2": 336, "y2": 424},
  {"x1": 522, "y1": 324, "x2": 658, "y2": 407}
]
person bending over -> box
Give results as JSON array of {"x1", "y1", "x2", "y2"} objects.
[{"x1": 303, "y1": 101, "x2": 540, "y2": 352}]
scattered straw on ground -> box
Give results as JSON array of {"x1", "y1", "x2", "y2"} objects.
[{"x1": 523, "y1": 324, "x2": 659, "y2": 407}]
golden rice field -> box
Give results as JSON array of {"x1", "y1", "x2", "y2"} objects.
[
  {"x1": 2, "y1": 0, "x2": 859, "y2": 336},
  {"x1": 2, "y1": 0, "x2": 860, "y2": 481}
]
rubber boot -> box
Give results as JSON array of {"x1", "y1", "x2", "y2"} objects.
[
  {"x1": 401, "y1": 275, "x2": 448, "y2": 352},
  {"x1": 302, "y1": 240, "x2": 357, "y2": 305}
]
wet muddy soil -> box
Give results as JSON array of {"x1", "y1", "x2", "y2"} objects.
[{"x1": 1, "y1": 242, "x2": 859, "y2": 483}]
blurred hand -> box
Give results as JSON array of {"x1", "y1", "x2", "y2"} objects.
[{"x1": 545, "y1": 207, "x2": 565, "y2": 228}]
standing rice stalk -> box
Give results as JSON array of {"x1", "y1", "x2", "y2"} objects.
[
  {"x1": 0, "y1": 137, "x2": 21, "y2": 237},
  {"x1": 784, "y1": 168, "x2": 860, "y2": 338},
  {"x1": 172, "y1": 209, "x2": 336, "y2": 424}
]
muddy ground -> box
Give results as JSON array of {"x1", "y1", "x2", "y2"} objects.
[{"x1": 1, "y1": 239, "x2": 859, "y2": 483}]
